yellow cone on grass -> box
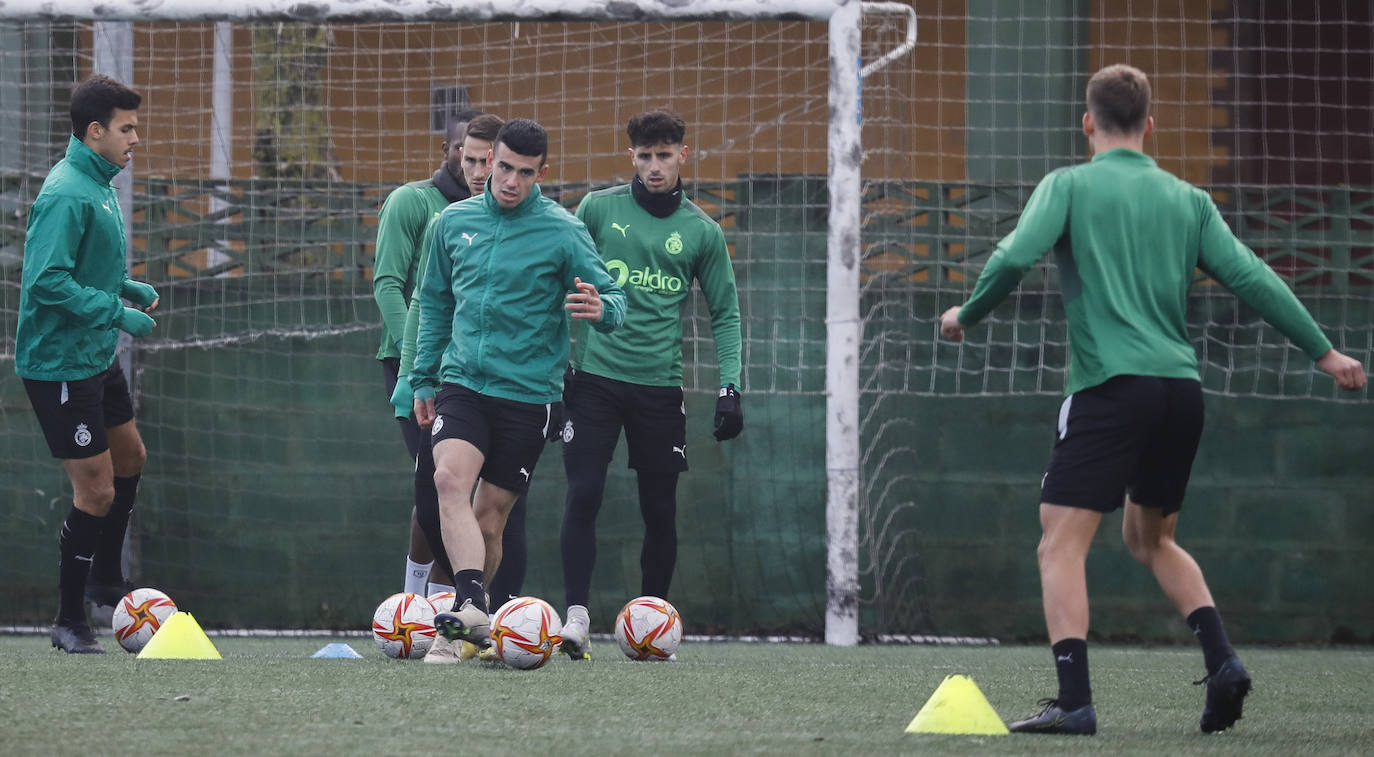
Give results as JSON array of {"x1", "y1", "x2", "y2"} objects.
[
  {"x1": 905, "y1": 674, "x2": 1009, "y2": 735},
  {"x1": 137, "y1": 611, "x2": 222, "y2": 660}
]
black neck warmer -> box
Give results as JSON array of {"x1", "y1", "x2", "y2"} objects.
[
  {"x1": 432, "y1": 164, "x2": 469, "y2": 203},
  {"x1": 631, "y1": 174, "x2": 683, "y2": 218}
]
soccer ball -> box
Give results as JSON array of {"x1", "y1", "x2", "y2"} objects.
[
  {"x1": 490, "y1": 596, "x2": 563, "y2": 670},
  {"x1": 111, "y1": 587, "x2": 178, "y2": 653},
  {"x1": 371, "y1": 592, "x2": 438, "y2": 659},
  {"x1": 426, "y1": 590, "x2": 456, "y2": 613},
  {"x1": 614, "y1": 596, "x2": 682, "y2": 661}
]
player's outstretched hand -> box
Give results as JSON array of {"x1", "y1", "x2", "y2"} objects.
[
  {"x1": 121, "y1": 279, "x2": 160, "y2": 313},
  {"x1": 115, "y1": 306, "x2": 155, "y2": 337},
  {"x1": 566, "y1": 277, "x2": 603, "y2": 322},
  {"x1": 939, "y1": 306, "x2": 965, "y2": 341},
  {"x1": 713, "y1": 384, "x2": 743, "y2": 441},
  {"x1": 1316, "y1": 349, "x2": 1367, "y2": 391},
  {"x1": 390, "y1": 375, "x2": 414, "y2": 420}
]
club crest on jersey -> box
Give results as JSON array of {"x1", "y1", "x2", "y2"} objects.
[
  {"x1": 74, "y1": 423, "x2": 92, "y2": 447},
  {"x1": 665, "y1": 231, "x2": 683, "y2": 255},
  {"x1": 431, "y1": 416, "x2": 445, "y2": 436}
]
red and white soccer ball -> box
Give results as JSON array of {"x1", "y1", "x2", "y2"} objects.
[
  {"x1": 371, "y1": 592, "x2": 438, "y2": 659},
  {"x1": 426, "y1": 590, "x2": 456, "y2": 613},
  {"x1": 490, "y1": 596, "x2": 563, "y2": 670},
  {"x1": 111, "y1": 587, "x2": 178, "y2": 653},
  {"x1": 614, "y1": 596, "x2": 682, "y2": 661}
]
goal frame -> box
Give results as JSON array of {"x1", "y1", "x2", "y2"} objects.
[{"x1": 0, "y1": 0, "x2": 914, "y2": 647}]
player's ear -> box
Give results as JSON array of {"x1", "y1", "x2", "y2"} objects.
[
  {"x1": 679, "y1": 144, "x2": 689, "y2": 162},
  {"x1": 1142, "y1": 116, "x2": 1154, "y2": 140},
  {"x1": 536, "y1": 163, "x2": 550, "y2": 182},
  {"x1": 84, "y1": 121, "x2": 103, "y2": 142},
  {"x1": 1082, "y1": 112, "x2": 1093, "y2": 138}
]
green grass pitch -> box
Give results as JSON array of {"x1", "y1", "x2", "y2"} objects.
[{"x1": 2, "y1": 636, "x2": 1371, "y2": 756}]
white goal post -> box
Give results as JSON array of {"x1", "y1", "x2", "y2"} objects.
[{"x1": 0, "y1": 0, "x2": 914, "y2": 647}]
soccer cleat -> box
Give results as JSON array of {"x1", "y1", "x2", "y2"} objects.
[
  {"x1": 1007, "y1": 699, "x2": 1097, "y2": 735},
  {"x1": 51, "y1": 622, "x2": 106, "y2": 654},
  {"x1": 458, "y1": 641, "x2": 480, "y2": 660},
  {"x1": 85, "y1": 579, "x2": 135, "y2": 608},
  {"x1": 560, "y1": 619, "x2": 591, "y2": 661},
  {"x1": 1197, "y1": 656, "x2": 1252, "y2": 733},
  {"x1": 422, "y1": 633, "x2": 460, "y2": 665},
  {"x1": 433, "y1": 599, "x2": 490, "y2": 650}
]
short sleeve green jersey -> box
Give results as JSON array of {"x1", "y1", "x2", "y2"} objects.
[
  {"x1": 959, "y1": 148, "x2": 1331, "y2": 395},
  {"x1": 572, "y1": 184, "x2": 742, "y2": 387}
]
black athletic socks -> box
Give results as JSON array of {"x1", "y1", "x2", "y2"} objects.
[
  {"x1": 1052, "y1": 638, "x2": 1092, "y2": 710},
  {"x1": 90, "y1": 474, "x2": 138, "y2": 584},
  {"x1": 57, "y1": 507, "x2": 103, "y2": 623},
  {"x1": 454, "y1": 569, "x2": 488, "y2": 615},
  {"x1": 637, "y1": 472, "x2": 679, "y2": 599},
  {"x1": 1187, "y1": 606, "x2": 1236, "y2": 676}
]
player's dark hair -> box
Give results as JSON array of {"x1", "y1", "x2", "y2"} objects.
[
  {"x1": 1086, "y1": 64, "x2": 1151, "y2": 136},
  {"x1": 464, "y1": 114, "x2": 504, "y2": 143},
  {"x1": 627, "y1": 109, "x2": 686, "y2": 147},
  {"x1": 70, "y1": 75, "x2": 141, "y2": 138},
  {"x1": 495, "y1": 118, "x2": 548, "y2": 165}
]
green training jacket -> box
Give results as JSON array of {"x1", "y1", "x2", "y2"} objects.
[
  {"x1": 16, "y1": 136, "x2": 132, "y2": 381},
  {"x1": 412, "y1": 182, "x2": 626, "y2": 404},
  {"x1": 372, "y1": 174, "x2": 464, "y2": 360}
]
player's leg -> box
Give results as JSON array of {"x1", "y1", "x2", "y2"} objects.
[
  {"x1": 487, "y1": 492, "x2": 528, "y2": 607},
  {"x1": 471, "y1": 394, "x2": 550, "y2": 585},
  {"x1": 427, "y1": 385, "x2": 492, "y2": 648},
  {"x1": 559, "y1": 371, "x2": 623, "y2": 659},
  {"x1": 623, "y1": 383, "x2": 689, "y2": 600},
  {"x1": 412, "y1": 437, "x2": 454, "y2": 589},
  {"x1": 1123, "y1": 378, "x2": 1248, "y2": 733},
  {"x1": 23, "y1": 373, "x2": 116, "y2": 653},
  {"x1": 1010, "y1": 376, "x2": 1154, "y2": 734},
  {"x1": 87, "y1": 361, "x2": 145, "y2": 606},
  {"x1": 382, "y1": 357, "x2": 433, "y2": 594}
]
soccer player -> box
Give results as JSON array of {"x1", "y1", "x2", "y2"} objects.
[
  {"x1": 410, "y1": 118, "x2": 626, "y2": 653},
  {"x1": 557, "y1": 109, "x2": 743, "y2": 661},
  {"x1": 17, "y1": 75, "x2": 158, "y2": 654},
  {"x1": 373, "y1": 108, "x2": 481, "y2": 595},
  {"x1": 939, "y1": 64, "x2": 1366, "y2": 735}
]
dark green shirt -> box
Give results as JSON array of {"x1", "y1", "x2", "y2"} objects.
[
  {"x1": 959, "y1": 148, "x2": 1332, "y2": 395},
  {"x1": 572, "y1": 184, "x2": 742, "y2": 388},
  {"x1": 16, "y1": 136, "x2": 129, "y2": 381},
  {"x1": 372, "y1": 177, "x2": 456, "y2": 360}
]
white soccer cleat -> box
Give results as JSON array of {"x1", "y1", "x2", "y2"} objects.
[
  {"x1": 422, "y1": 633, "x2": 460, "y2": 664},
  {"x1": 433, "y1": 598, "x2": 491, "y2": 649}
]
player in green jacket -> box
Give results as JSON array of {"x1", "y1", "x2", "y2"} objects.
[
  {"x1": 17, "y1": 75, "x2": 158, "y2": 654},
  {"x1": 372, "y1": 109, "x2": 480, "y2": 597},
  {"x1": 940, "y1": 64, "x2": 1366, "y2": 735},
  {"x1": 557, "y1": 110, "x2": 743, "y2": 660},
  {"x1": 410, "y1": 118, "x2": 626, "y2": 652}
]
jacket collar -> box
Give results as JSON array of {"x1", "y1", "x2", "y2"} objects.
[{"x1": 65, "y1": 135, "x2": 123, "y2": 186}]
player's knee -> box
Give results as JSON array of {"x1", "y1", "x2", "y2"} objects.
[
  {"x1": 431, "y1": 466, "x2": 464, "y2": 500},
  {"x1": 1122, "y1": 528, "x2": 1158, "y2": 566},
  {"x1": 73, "y1": 479, "x2": 117, "y2": 514},
  {"x1": 113, "y1": 440, "x2": 147, "y2": 476}
]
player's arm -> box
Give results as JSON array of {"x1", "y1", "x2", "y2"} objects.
[
  {"x1": 25, "y1": 194, "x2": 145, "y2": 334},
  {"x1": 412, "y1": 216, "x2": 457, "y2": 425},
  {"x1": 564, "y1": 222, "x2": 625, "y2": 332},
  {"x1": 392, "y1": 214, "x2": 443, "y2": 419},
  {"x1": 941, "y1": 171, "x2": 1070, "y2": 340},
  {"x1": 1196, "y1": 196, "x2": 1365, "y2": 390},
  {"x1": 696, "y1": 224, "x2": 745, "y2": 440},
  {"x1": 372, "y1": 186, "x2": 423, "y2": 350}
]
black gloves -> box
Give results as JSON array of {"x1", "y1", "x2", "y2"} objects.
[{"x1": 713, "y1": 384, "x2": 743, "y2": 441}]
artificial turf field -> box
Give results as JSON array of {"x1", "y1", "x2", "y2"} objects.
[{"x1": 2, "y1": 635, "x2": 1370, "y2": 756}]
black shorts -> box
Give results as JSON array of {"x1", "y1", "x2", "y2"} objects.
[
  {"x1": 561, "y1": 370, "x2": 688, "y2": 473},
  {"x1": 1040, "y1": 375, "x2": 1203, "y2": 516},
  {"x1": 23, "y1": 360, "x2": 135, "y2": 460},
  {"x1": 380, "y1": 357, "x2": 423, "y2": 459},
  {"x1": 430, "y1": 383, "x2": 555, "y2": 495}
]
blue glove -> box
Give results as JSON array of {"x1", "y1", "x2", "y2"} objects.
[
  {"x1": 390, "y1": 375, "x2": 414, "y2": 419},
  {"x1": 713, "y1": 384, "x2": 743, "y2": 441},
  {"x1": 121, "y1": 279, "x2": 159, "y2": 310},
  {"x1": 115, "y1": 306, "x2": 155, "y2": 337}
]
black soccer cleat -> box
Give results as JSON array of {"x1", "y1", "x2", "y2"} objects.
[
  {"x1": 1008, "y1": 699, "x2": 1097, "y2": 735},
  {"x1": 84, "y1": 579, "x2": 135, "y2": 608},
  {"x1": 51, "y1": 622, "x2": 106, "y2": 654},
  {"x1": 1197, "y1": 656, "x2": 1251, "y2": 733}
]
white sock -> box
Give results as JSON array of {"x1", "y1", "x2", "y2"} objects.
[
  {"x1": 404, "y1": 558, "x2": 433, "y2": 595},
  {"x1": 426, "y1": 581, "x2": 452, "y2": 598},
  {"x1": 566, "y1": 604, "x2": 590, "y2": 629}
]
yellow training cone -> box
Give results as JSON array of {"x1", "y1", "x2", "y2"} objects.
[
  {"x1": 905, "y1": 674, "x2": 1009, "y2": 735},
  {"x1": 137, "y1": 612, "x2": 222, "y2": 660}
]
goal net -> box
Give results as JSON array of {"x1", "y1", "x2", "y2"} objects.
[{"x1": 1, "y1": 1, "x2": 1368, "y2": 642}]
